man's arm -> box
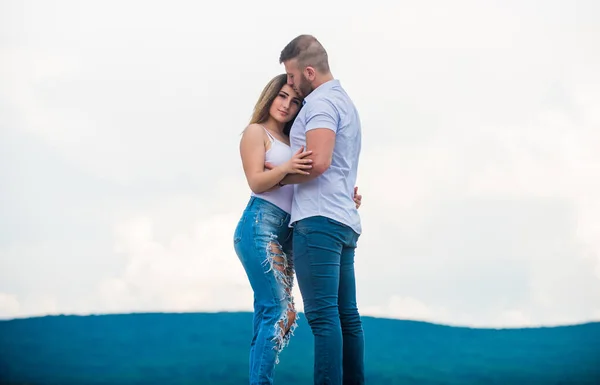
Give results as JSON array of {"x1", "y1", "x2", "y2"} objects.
[
  {"x1": 279, "y1": 99, "x2": 338, "y2": 185},
  {"x1": 279, "y1": 127, "x2": 335, "y2": 184}
]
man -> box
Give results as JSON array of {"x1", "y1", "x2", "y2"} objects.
[{"x1": 276, "y1": 34, "x2": 364, "y2": 385}]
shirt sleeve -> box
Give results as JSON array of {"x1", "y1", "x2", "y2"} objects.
[{"x1": 304, "y1": 98, "x2": 339, "y2": 133}]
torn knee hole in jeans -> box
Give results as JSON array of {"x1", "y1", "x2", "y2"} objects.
[
  {"x1": 263, "y1": 235, "x2": 299, "y2": 364},
  {"x1": 268, "y1": 242, "x2": 286, "y2": 272}
]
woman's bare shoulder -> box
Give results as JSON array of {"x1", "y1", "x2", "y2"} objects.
[{"x1": 243, "y1": 123, "x2": 265, "y2": 135}]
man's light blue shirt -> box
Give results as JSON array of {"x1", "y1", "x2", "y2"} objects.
[{"x1": 289, "y1": 79, "x2": 362, "y2": 234}]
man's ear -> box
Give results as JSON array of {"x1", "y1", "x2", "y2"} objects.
[{"x1": 304, "y1": 66, "x2": 316, "y2": 81}]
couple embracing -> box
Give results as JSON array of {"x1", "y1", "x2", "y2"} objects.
[{"x1": 233, "y1": 34, "x2": 365, "y2": 385}]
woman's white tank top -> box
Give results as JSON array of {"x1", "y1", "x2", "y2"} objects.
[{"x1": 251, "y1": 126, "x2": 294, "y2": 214}]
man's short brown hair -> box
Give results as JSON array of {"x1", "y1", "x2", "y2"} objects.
[{"x1": 279, "y1": 34, "x2": 330, "y2": 73}]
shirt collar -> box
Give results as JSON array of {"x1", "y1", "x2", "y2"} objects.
[{"x1": 303, "y1": 79, "x2": 339, "y2": 105}]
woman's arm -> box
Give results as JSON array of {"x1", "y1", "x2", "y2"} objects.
[{"x1": 239, "y1": 124, "x2": 312, "y2": 194}]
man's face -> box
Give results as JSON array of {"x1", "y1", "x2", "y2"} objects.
[{"x1": 283, "y1": 59, "x2": 312, "y2": 98}]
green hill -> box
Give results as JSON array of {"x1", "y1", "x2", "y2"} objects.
[{"x1": 0, "y1": 312, "x2": 599, "y2": 384}]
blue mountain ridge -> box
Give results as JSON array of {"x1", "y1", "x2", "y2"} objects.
[{"x1": 0, "y1": 312, "x2": 598, "y2": 384}]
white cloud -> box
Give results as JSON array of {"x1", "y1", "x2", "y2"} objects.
[
  {"x1": 498, "y1": 310, "x2": 534, "y2": 329},
  {"x1": 93, "y1": 184, "x2": 311, "y2": 316},
  {"x1": 99, "y1": 211, "x2": 251, "y2": 312},
  {"x1": 0, "y1": 292, "x2": 60, "y2": 320},
  {"x1": 0, "y1": 293, "x2": 20, "y2": 319},
  {"x1": 361, "y1": 297, "x2": 541, "y2": 329},
  {"x1": 362, "y1": 296, "x2": 451, "y2": 324}
]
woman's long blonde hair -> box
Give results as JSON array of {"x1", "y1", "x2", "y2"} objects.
[{"x1": 249, "y1": 74, "x2": 301, "y2": 136}]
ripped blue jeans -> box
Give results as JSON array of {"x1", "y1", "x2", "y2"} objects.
[{"x1": 233, "y1": 196, "x2": 299, "y2": 385}]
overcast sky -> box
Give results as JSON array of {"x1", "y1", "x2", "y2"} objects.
[{"x1": 1, "y1": 0, "x2": 599, "y2": 328}]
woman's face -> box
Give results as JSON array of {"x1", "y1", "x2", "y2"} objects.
[{"x1": 269, "y1": 84, "x2": 302, "y2": 124}]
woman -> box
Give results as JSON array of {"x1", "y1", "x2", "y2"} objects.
[{"x1": 233, "y1": 74, "x2": 362, "y2": 384}]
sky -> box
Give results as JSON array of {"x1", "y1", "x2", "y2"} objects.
[{"x1": 1, "y1": 0, "x2": 599, "y2": 328}]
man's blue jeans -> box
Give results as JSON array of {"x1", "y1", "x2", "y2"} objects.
[{"x1": 293, "y1": 215, "x2": 365, "y2": 385}]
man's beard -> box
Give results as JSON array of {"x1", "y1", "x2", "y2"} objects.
[{"x1": 298, "y1": 75, "x2": 313, "y2": 97}]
